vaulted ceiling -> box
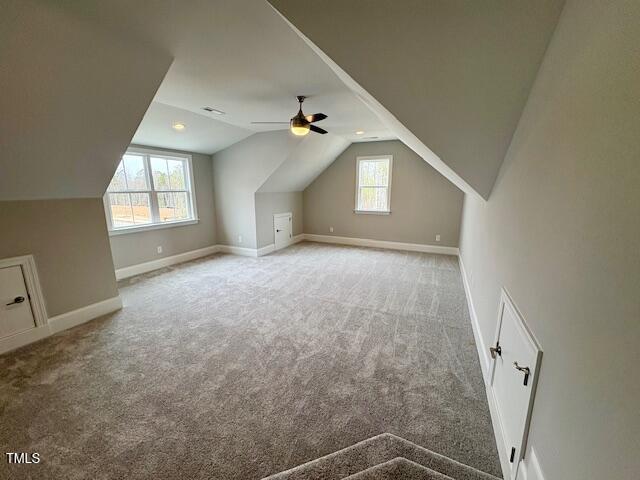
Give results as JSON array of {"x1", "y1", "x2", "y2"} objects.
[
  {"x1": 0, "y1": 0, "x2": 172, "y2": 200},
  {"x1": 268, "y1": 0, "x2": 566, "y2": 199},
  {"x1": 2, "y1": 0, "x2": 565, "y2": 202},
  {"x1": 56, "y1": 0, "x2": 394, "y2": 153}
]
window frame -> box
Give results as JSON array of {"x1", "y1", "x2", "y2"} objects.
[
  {"x1": 354, "y1": 154, "x2": 393, "y2": 215},
  {"x1": 103, "y1": 147, "x2": 199, "y2": 236}
]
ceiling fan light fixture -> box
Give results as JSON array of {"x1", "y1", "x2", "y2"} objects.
[
  {"x1": 255, "y1": 96, "x2": 326, "y2": 136},
  {"x1": 290, "y1": 124, "x2": 310, "y2": 136},
  {"x1": 290, "y1": 116, "x2": 310, "y2": 136}
]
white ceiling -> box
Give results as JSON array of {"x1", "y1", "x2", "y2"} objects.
[
  {"x1": 58, "y1": 0, "x2": 394, "y2": 153},
  {"x1": 132, "y1": 102, "x2": 252, "y2": 155}
]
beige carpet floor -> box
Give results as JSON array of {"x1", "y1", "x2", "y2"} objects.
[{"x1": 0, "y1": 242, "x2": 501, "y2": 479}]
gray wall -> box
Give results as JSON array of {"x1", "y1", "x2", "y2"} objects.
[
  {"x1": 459, "y1": 1, "x2": 640, "y2": 478},
  {"x1": 109, "y1": 147, "x2": 217, "y2": 270},
  {"x1": 0, "y1": 199, "x2": 118, "y2": 317},
  {"x1": 212, "y1": 131, "x2": 300, "y2": 248},
  {"x1": 304, "y1": 141, "x2": 463, "y2": 247},
  {"x1": 255, "y1": 192, "x2": 304, "y2": 249}
]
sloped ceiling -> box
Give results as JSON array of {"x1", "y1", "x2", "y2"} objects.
[
  {"x1": 53, "y1": 0, "x2": 395, "y2": 153},
  {"x1": 0, "y1": 0, "x2": 172, "y2": 201},
  {"x1": 132, "y1": 102, "x2": 253, "y2": 155},
  {"x1": 268, "y1": 0, "x2": 565, "y2": 199},
  {"x1": 213, "y1": 129, "x2": 350, "y2": 195},
  {"x1": 257, "y1": 133, "x2": 350, "y2": 193}
]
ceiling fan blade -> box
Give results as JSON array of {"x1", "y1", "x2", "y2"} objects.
[
  {"x1": 306, "y1": 113, "x2": 327, "y2": 123},
  {"x1": 309, "y1": 124, "x2": 328, "y2": 135},
  {"x1": 250, "y1": 121, "x2": 289, "y2": 124}
]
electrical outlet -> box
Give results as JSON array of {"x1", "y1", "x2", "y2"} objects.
[
  {"x1": 157, "y1": 246, "x2": 163, "y2": 254},
  {"x1": 435, "y1": 234, "x2": 441, "y2": 242},
  {"x1": 329, "y1": 226, "x2": 334, "y2": 233},
  {"x1": 238, "y1": 235, "x2": 243, "y2": 244}
]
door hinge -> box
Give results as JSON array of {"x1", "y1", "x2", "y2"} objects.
[
  {"x1": 490, "y1": 341, "x2": 502, "y2": 359},
  {"x1": 510, "y1": 447, "x2": 516, "y2": 463}
]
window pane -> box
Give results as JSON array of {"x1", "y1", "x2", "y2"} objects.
[
  {"x1": 359, "y1": 187, "x2": 388, "y2": 211},
  {"x1": 359, "y1": 159, "x2": 389, "y2": 187},
  {"x1": 108, "y1": 193, "x2": 134, "y2": 227},
  {"x1": 173, "y1": 192, "x2": 189, "y2": 220},
  {"x1": 158, "y1": 192, "x2": 175, "y2": 222},
  {"x1": 167, "y1": 159, "x2": 187, "y2": 190},
  {"x1": 158, "y1": 192, "x2": 190, "y2": 222},
  {"x1": 123, "y1": 154, "x2": 148, "y2": 190},
  {"x1": 130, "y1": 193, "x2": 152, "y2": 224},
  {"x1": 150, "y1": 157, "x2": 170, "y2": 190},
  {"x1": 107, "y1": 161, "x2": 126, "y2": 191}
]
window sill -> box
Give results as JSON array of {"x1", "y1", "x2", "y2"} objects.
[
  {"x1": 108, "y1": 219, "x2": 199, "y2": 237},
  {"x1": 354, "y1": 210, "x2": 391, "y2": 215}
]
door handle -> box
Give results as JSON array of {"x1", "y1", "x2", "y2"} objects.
[
  {"x1": 513, "y1": 361, "x2": 531, "y2": 386},
  {"x1": 490, "y1": 343, "x2": 502, "y2": 359},
  {"x1": 276, "y1": 229, "x2": 282, "y2": 233},
  {"x1": 6, "y1": 296, "x2": 25, "y2": 306}
]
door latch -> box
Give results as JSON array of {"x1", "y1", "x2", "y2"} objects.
[
  {"x1": 514, "y1": 361, "x2": 531, "y2": 386},
  {"x1": 490, "y1": 342, "x2": 502, "y2": 359},
  {"x1": 6, "y1": 296, "x2": 25, "y2": 306}
]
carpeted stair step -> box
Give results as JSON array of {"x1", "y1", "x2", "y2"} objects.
[
  {"x1": 262, "y1": 433, "x2": 501, "y2": 480},
  {"x1": 345, "y1": 457, "x2": 454, "y2": 480}
]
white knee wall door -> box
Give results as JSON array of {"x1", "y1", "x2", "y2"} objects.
[
  {"x1": 274, "y1": 212, "x2": 293, "y2": 251},
  {"x1": 489, "y1": 289, "x2": 543, "y2": 480},
  {"x1": 0, "y1": 265, "x2": 36, "y2": 339}
]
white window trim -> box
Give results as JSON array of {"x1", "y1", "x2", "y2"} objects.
[
  {"x1": 354, "y1": 154, "x2": 393, "y2": 215},
  {"x1": 103, "y1": 146, "x2": 199, "y2": 236}
]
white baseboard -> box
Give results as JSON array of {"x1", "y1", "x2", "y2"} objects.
[
  {"x1": 0, "y1": 295, "x2": 122, "y2": 355},
  {"x1": 48, "y1": 296, "x2": 123, "y2": 334},
  {"x1": 458, "y1": 255, "x2": 491, "y2": 376},
  {"x1": 217, "y1": 244, "x2": 258, "y2": 257},
  {"x1": 257, "y1": 233, "x2": 305, "y2": 257},
  {"x1": 226, "y1": 234, "x2": 305, "y2": 258},
  {"x1": 0, "y1": 326, "x2": 52, "y2": 356},
  {"x1": 115, "y1": 245, "x2": 220, "y2": 280},
  {"x1": 257, "y1": 244, "x2": 275, "y2": 257},
  {"x1": 517, "y1": 448, "x2": 545, "y2": 480},
  {"x1": 118, "y1": 234, "x2": 448, "y2": 278},
  {"x1": 458, "y1": 254, "x2": 510, "y2": 479},
  {"x1": 303, "y1": 234, "x2": 459, "y2": 255}
]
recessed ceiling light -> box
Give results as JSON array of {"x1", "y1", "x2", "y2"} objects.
[
  {"x1": 172, "y1": 122, "x2": 186, "y2": 131},
  {"x1": 202, "y1": 107, "x2": 225, "y2": 115},
  {"x1": 355, "y1": 130, "x2": 365, "y2": 135}
]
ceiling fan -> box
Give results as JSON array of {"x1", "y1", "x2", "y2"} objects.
[{"x1": 251, "y1": 96, "x2": 328, "y2": 136}]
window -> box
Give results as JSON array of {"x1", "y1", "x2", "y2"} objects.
[
  {"x1": 355, "y1": 155, "x2": 393, "y2": 214},
  {"x1": 104, "y1": 148, "x2": 197, "y2": 234}
]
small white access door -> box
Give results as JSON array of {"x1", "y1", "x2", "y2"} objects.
[
  {"x1": 0, "y1": 266, "x2": 36, "y2": 338},
  {"x1": 489, "y1": 289, "x2": 542, "y2": 480},
  {"x1": 273, "y1": 212, "x2": 292, "y2": 251}
]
